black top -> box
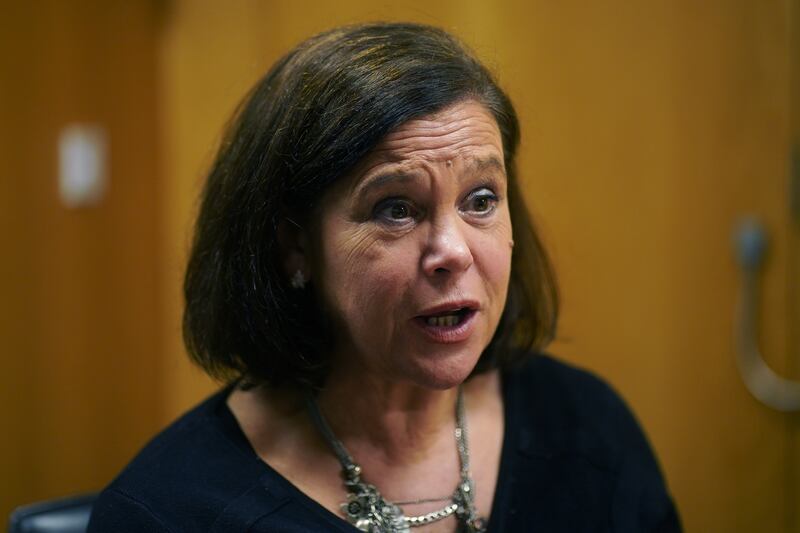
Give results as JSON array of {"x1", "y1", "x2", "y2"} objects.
[{"x1": 87, "y1": 355, "x2": 681, "y2": 532}]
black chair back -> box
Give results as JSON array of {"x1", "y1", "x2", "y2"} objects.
[{"x1": 8, "y1": 493, "x2": 97, "y2": 533}]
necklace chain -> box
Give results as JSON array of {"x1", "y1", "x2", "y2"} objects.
[
  {"x1": 306, "y1": 386, "x2": 487, "y2": 532},
  {"x1": 393, "y1": 495, "x2": 452, "y2": 506}
]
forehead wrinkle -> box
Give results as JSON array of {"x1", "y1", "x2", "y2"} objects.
[
  {"x1": 379, "y1": 123, "x2": 501, "y2": 153},
  {"x1": 363, "y1": 131, "x2": 503, "y2": 175},
  {"x1": 381, "y1": 114, "x2": 486, "y2": 141},
  {"x1": 344, "y1": 102, "x2": 504, "y2": 197},
  {"x1": 351, "y1": 150, "x2": 504, "y2": 201}
]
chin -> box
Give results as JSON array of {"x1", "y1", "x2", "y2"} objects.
[{"x1": 402, "y1": 349, "x2": 481, "y2": 390}]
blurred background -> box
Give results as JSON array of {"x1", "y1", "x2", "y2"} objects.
[{"x1": 1, "y1": 1, "x2": 798, "y2": 531}]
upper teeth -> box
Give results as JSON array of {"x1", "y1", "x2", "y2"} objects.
[{"x1": 426, "y1": 314, "x2": 460, "y2": 327}]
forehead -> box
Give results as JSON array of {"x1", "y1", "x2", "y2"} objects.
[{"x1": 352, "y1": 100, "x2": 504, "y2": 178}]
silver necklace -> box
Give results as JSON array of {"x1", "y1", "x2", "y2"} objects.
[{"x1": 306, "y1": 386, "x2": 487, "y2": 533}]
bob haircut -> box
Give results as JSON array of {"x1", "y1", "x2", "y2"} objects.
[{"x1": 183, "y1": 22, "x2": 558, "y2": 388}]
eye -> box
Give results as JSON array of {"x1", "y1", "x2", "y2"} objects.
[
  {"x1": 373, "y1": 198, "x2": 418, "y2": 225},
  {"x1": 462, "y1": 187, "x2": 498, "y2": 216}
]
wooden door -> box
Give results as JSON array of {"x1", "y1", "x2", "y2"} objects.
[
  {"x1": 0, "y1": 0, "x2": 163, "y2": 518},
  {"x1": 504, "y1": 3, "x2": 799, "y2": 532}
]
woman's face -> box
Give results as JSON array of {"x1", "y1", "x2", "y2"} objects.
[{"x1": 311, "y1": 100, "x2": 513, "y2": 389}]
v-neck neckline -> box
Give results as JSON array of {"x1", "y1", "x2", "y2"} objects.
[{"x1": 216, "y1": 370, "x2": 518, "y2": 532}]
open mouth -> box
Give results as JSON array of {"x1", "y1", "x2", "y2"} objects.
[
  {"x1": 413, "y1": 300, "x2": 479, "y2": 343},
  {"x1": 421, "y1": 307, "x2": 474, "y2": 328}
]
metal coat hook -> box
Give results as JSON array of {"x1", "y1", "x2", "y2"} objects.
[{"x1": 733, "y1": 218, "x2": 800, "y2": 412}]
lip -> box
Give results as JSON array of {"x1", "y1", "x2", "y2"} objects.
[
  {"x1": 413, "y1": 300, "x2": 480, "y2": 344},
  {"x1": 416, "y1": 299, "x2": 480, "y2": 317}
]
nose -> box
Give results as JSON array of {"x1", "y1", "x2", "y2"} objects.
[{"x1": 421, "y1": 215, "x2": 474, "y2": 277}]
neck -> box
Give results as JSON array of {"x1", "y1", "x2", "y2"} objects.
[{"x1": 315, "y1": 369, "x2": 460, "y2": 467}]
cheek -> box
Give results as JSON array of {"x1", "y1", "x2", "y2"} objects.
[
  {"x1": 482, "y1": 242, "x2": 512, "y2": 300},
  {"x1": 318, "y1": 221, "x2": 413, "y2": 320},
  {"x1": 473, "y1": 218, "x2": 513, "y2": 308}
]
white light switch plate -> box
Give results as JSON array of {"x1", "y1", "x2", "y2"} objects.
[{"x1": 58, "y1": 124, "x2": 107, "y2": 208}]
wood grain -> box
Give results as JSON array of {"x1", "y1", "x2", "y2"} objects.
[{"x1": 0, "y1": 0, "x2": 163, "y2": 518}]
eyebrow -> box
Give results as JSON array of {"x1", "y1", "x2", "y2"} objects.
[
  {"x1": 353, "y1": 155, "x2": 505, "y2": 201},
  {"x1": 355, "y1": 172, "x2": 415, "y2": 198},
  {"x1": 469, "y1": 155, "x2": 505, "y2": 174}
]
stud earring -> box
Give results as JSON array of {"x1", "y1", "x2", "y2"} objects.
[{"x1": 290, "y1": 270, "x2": 306, "y2": 289}]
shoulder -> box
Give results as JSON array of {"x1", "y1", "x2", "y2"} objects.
[
  {"x1": 500, "y1": 354, "x2": 682, "y2": 532},
  {"x1": 506, "y1": 354, "x2": 650, "y2": 459},
  {"x1": 87, "y1": 387, "x2": 274, "y2": 532}
]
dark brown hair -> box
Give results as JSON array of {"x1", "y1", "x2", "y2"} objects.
[{"x1": 183, "y1": 22, "x2": 558, "y2": 387}]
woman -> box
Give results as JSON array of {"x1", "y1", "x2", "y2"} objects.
[{"x1": 88, "y1": 22, "x2": 680, "y2": 532}]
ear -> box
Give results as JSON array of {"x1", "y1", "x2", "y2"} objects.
[{"x1": 277, "y1": 216, "x2": 311, "y2": 285}]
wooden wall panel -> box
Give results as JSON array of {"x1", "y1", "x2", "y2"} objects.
[
  {"x1": 788, "y1": 1, "x2": 799, "y2": 530},
  {"x1": 0, "y1": 0, "x2": 163, "y2": 518},
  {"x1": 498, "y1": 3, "x2": 795, "y2": 531}
]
